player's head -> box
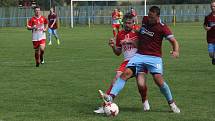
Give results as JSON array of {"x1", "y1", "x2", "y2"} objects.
[
  {"x1": 50, "y1": 8, "x2": 54, "y2": 14},
  {"x1": 34, "y1": 6, "x2": 41, "y2": 17},
  {"x1": 148, "y1": 6, "x2": 160, "y2": 25},
  {"x1": 123, "y1": 13, "x2": 135, "y2": 31},
  {"x1": 114, "y1": 8, "x2": 118, "y2": 13},
  {"x1": 211, "y1": 0, "x2": 215, "y2": 13}
]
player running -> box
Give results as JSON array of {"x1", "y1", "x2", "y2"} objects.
[
  {"x1": 94, "y1": 13, "x2": 150, "y2": 114},
  {"x1": 27, "y1": 6, "x2": 48, "y2": 67},
  {"x1": 112, "y1": 9, "x2": 121, "y2": 37},
  {"x1": 99, "y1": 6, "x2": 180, "y2": 113},
  {"x1": 203, "y1": 0, "x2": 215, "y2": 65},
  {"x1": 48, "y1": 8, "x2": 60, "y2": 45}
]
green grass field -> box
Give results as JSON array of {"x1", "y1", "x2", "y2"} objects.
[{"x1": 0, "y1": 23, "x2": 215, "y2": 121}]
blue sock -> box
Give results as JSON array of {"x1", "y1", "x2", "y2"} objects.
[
  {"x1": 160, "y1": 82, "x2": 173, "y2": 102},
  {"x1": 110, "y1": 78, "x2": 126, "y2": 96}
]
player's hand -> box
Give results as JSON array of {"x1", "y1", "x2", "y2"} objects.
[
  {"x1": 170, "y1": 51, "x2": 179, "y2": 58},
  {"x1": 205, "y1": 26, "x2": 211, "y2": 31},
  {"x1": 109, "y1": 38, "x2": 115, "y2": 48}
]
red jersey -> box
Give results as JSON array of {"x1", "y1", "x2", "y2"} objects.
[
  {"x1": 112, "y1": 11, "x2": 120, "y2": 24},
  {"x1": 27, "y1": 16, "x2": 48, "y2": 41},
  {"x1": 48, "y1": 13, "x2": 58, "y2": 29},
  {"x1": 138, "y1": 16, "x2": 173, "y2": 57},
  {"x1": 204, "y1": 13, "x2": 215, "y2": 43},
  {"x1": 116, "y1": 30, "x2": 138, "y2": 61}
]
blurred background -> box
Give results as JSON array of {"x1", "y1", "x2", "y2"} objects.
[{"x1": 0, "y1": 0, "x2": 212, "y2": 27}]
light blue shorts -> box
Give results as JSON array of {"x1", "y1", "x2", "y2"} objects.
[
  {"x1": 48, "y1": 28, "x2": 57, "y2": 35},
  {"x1": 127, "y1": 53, "x2": 163, "y2": 75},
  {"x1": 208, "y1": 43, "x2": 215, "y2": 53}
]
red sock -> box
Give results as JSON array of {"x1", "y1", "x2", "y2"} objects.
[
  {"x1": 106, "y1": 84, "x2": 113, "y2": 95},
  {"x1": 113, "y1": 30, "x2": 116, "y2": 37},
  {"x1": 35, "y1": 52, "x2": 40, "y2": 64}
]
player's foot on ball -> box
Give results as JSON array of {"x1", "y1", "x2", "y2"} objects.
[
  {"x1": 94, "y1": 106, "x2": 105, "y2": 114},
  {"x1": 169, "y1": 102, "x2": 180, "y2": 113},
  {"x1": 143, "y1": 100, "x2": 150, "y2": 111},
  {"x1": 212, "y1": 58, "x2": 215, "y2": 65},
  {"x1": 98, "y1": 90, "x2": 113, "y2": 103}
]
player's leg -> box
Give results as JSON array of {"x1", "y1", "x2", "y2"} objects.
[
  {"x1": 33, "y1": 41, "x2": 40, "y2": 67},
  {"x1": 208, "y1": 43, "x2": 215, "y2": 65},
  {"x1": 39, "y1": 39, "x2": 46, "y2": 64},
  {"x1": 112, "y1": 24, "x2": 117, "y2": 37},
  {"x1": 48, "y1": 28, "x2": 52, "y2": 45},
  {"x1": 146, "y1": 56, "x2": 180, "y2": 113},
  {"x1": 53, "y1": 29, "x2": 60, "y2": 45},
  {"x1": 136, "y1": 72, "x2": 150, "y2": 111}
]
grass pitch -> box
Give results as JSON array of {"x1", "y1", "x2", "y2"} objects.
[{"x1": 0, "y1": 23, "x2": 215, "y2": 121}]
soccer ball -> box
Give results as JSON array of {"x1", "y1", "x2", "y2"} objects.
[{"x1": 103, "y1": 102, "x2": 119, "y2": 116}]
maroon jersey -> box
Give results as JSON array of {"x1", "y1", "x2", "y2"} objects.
[
  {"x1": 48, "y1": 13, "x2": 57, "y2": 29},
  {"x1": 204, "y1": 13, "x2": 215, "y2": 43},
  {"x1": 138, "y1": 16, "x2": 173, "y2": 57}
]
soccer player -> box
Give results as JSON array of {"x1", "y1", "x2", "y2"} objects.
[
  {"x1": 27, "y1": 6, "x2": 48, "y2": 67},
  {"x1": 94, "y1": 13, "x2": 150, "y2": 114},
  {"x1": 118, "y1": 8, "x2": 124, "y2": 28},
  {"x1": 130, "y1": 8, "x2": 138, "y2": 24},
  {"x1": 112, "y1": 8, "x2": 120, "y2": 37},
  {"x1": 48, "y1": 8, "x2": 60, "y2": 45},
  {"x1": 100, "y1": 6, "x2": 181, "y2": 113},
  {"x1": 203, "y1": 0, "x2": 215, "y2": 65}
]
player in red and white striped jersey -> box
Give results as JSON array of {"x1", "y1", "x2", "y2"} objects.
[{"x1": 27, "y1": 6, "x2": 48, "y2": 67}]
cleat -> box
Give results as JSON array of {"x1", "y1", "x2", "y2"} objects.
[
  {"x1": 41, "y1": 59, "x2": 45, "y2": 64},
  {"x1": 169, "y1": 102, "x2": 180, "y2": 113},
  {"x1": 94, "y1": 107, "x2": 105, "y2": 114},
  {"x1": 143, "y1": 100, "x2": 150, "y2": 111},
  {"x1": 48, "y1": 41, "x2": 52, "y2": 45},
  {"x1": 57, "y1": 39, "x2": 60, "y2": 45},
  {"x1": 98, "y1": 90, "x2": 113, "y2": 103},
  {"x1": 212, "y1": 58, "x2": 215, "y2": 65},
  {"x1": 36, "y1": 63, "x2": 39, "y2": 67}
]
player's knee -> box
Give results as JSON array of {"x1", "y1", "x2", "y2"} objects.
[{"x1": 120, "y1": 67, "x2": 135, "y2": 80}]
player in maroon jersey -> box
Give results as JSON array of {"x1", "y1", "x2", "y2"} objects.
[
  {"x1": 203, "y1": 0, "x2": 215, "y2": 65},
  {"x1": 27, "y1": 6, "x2": 48, "y2": 67},
  {"x1": 48, "y1": 8, "x2": 60, "y2": 45},
  {"x1": 94, "y1": 13, "x2": 150, "y2": 114},
  {"x1": 99, "y1": 6, "x2": 181, "y2": 113}
]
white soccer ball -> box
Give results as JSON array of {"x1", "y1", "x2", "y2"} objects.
[{"x1": 103, "y1": 102, "x2": 119, "y2": 116}]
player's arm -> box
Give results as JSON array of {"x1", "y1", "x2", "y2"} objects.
[
  {"x1": 26, "y1": 19, "x2": 36, "y2": 30},
  {"x1": 168, "y1": 37, "x2": 179, "y2": 58},
  {"x1": 203, "y1": 24, "x2": 211, "y2": 31},
  {"x1": 43, "y1": 18, "x2": 48, "y2": 32},
  {"x1": 109, "y1": 38, "x2": 122, "y2": 56}
]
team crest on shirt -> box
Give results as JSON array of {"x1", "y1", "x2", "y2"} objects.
[{"x1": 140, "y1": 26, "x2": 154, "y2": 37}]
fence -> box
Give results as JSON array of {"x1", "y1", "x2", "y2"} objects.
[{"x1": 0, "y1": 4, "x2": 211, "y2": 27}]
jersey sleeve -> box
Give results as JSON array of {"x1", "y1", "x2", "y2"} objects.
[
  {"x1": 163, "y1": 24, "x2": 174, "y2": 39},
  {"x1": 204, "y1": 16, "x2": 208, "y2": 26},
  {"x1": 27, "y1": 17, "x2": 33, "y2": 27},
  {"x1": 43, "y1": 16, "x2": 48, "y2": 24}
]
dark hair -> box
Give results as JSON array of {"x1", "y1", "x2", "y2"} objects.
[
  {"x1": 149, "y1": 6, "x2": 160, "y2": 16},
  {"x1": 123, "y1": 12, "x2": 134, "y2": 23},
  {"x1": 34, "y1": 5, "x2": 40, "y2": 10}
]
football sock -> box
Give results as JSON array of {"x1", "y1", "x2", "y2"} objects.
[
  {"x1": 159, "y1": 81, "x2": 173, "y2": 103},
  {"x1": 106, "y1": 84, "x2": 113, "y2": 95},
  {"x1": 110, "y1": 78, "x2": 126, "y2": 96},
  {"x1": 40, "y1": 50, "x2": 44, "y2": 62},
  {"x1": 113, "y1": 30, "x2": 116, "y2": 37},
  {"x1": 35, "y1": 52, "x2": 40, "y2": 65}
]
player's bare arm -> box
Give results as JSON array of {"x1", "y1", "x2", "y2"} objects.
[
  {"x1": 203, "y1": 24, "x2": 212, "y2": 31},
  {"x1": 168, "y1": 37, "x2": 179, "y2": 58},
  {"x1": 109, "y1": 38, "x2": 122, "y2": 56}
]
